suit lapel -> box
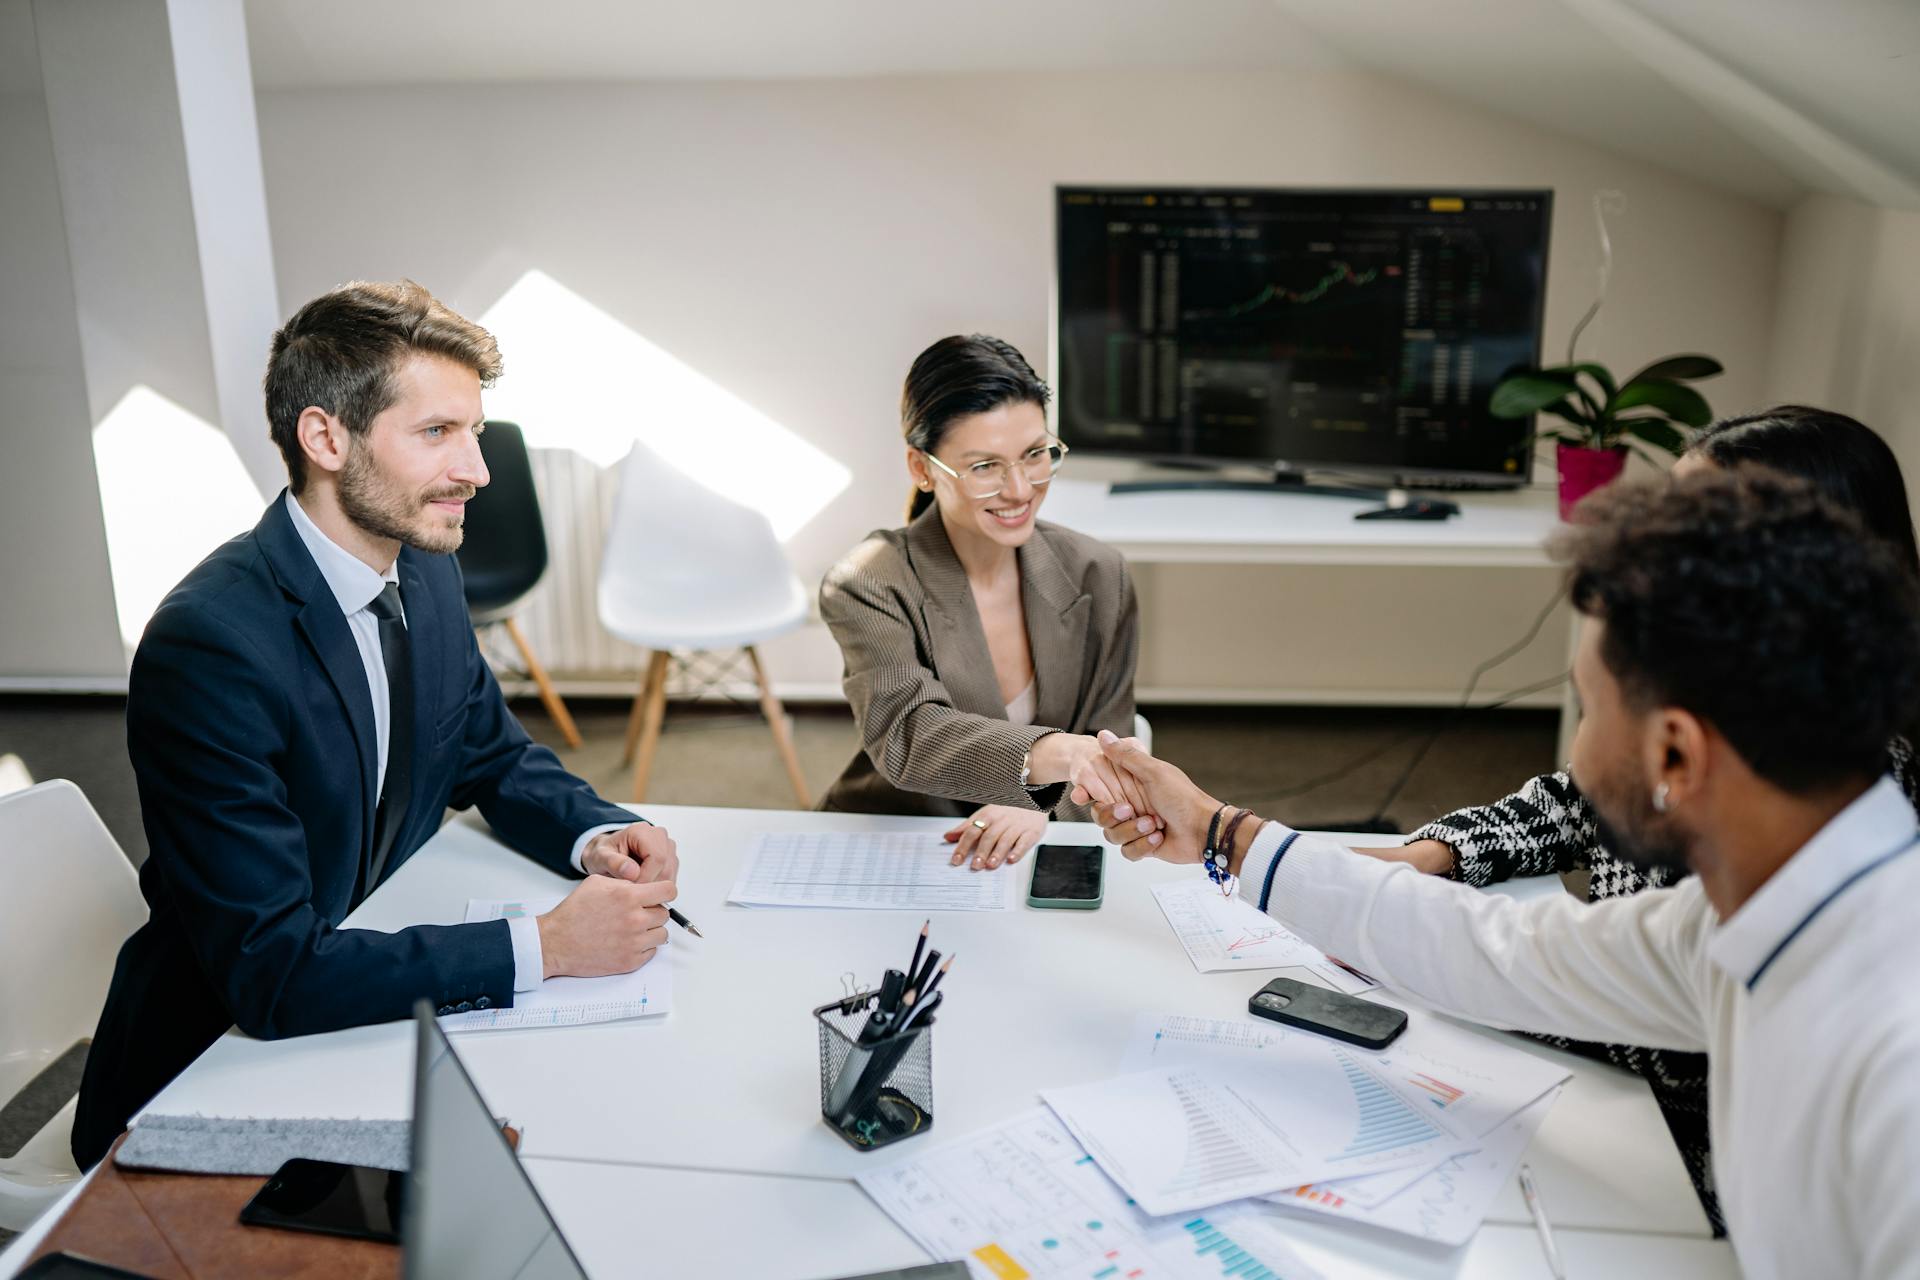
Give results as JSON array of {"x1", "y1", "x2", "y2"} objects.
[
  {"x1": 904, "y1": 511, "x2": 1011, "y2": 719},
  {"x1": 257, "y1": 497, "x2": 382, "y2": 874},
  {"x1": 1020, "y1": 526, "x2": 1093, "y2": 731}
]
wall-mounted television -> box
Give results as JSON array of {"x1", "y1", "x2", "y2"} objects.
[{"x1": 1054, "y1": 186, "x2": 1552, "y2": 488}]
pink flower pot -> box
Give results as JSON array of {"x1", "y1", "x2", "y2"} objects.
[{"x1": 1556, "y1": 443, "x2": 1629, "y2": 520}]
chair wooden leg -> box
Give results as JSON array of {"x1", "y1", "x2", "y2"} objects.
[
  {"x1": 747, "y1": 645, "x2": 811, "y2": 808},
  {"x1": 629, "y1": 650, "x2": 671, "y2": 803},
  {"x1": 501, "y1": 617, "x2": 581, "y2": 750},
  {"x1": 620, "y1": 661, "x2": 653, "y2": 766}
]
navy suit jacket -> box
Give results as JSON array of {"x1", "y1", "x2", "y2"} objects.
[{"x1": 73, "y1": 495, "x2": 634, "y2": 1168}]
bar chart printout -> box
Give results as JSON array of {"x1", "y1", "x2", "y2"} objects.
[
  {"x1": 855, "y1": 1108, "x2": 1324, "y2": 1280},
  {"x1": 1042, "y1": 1054, "x2": 1460, "y2": 1216}
]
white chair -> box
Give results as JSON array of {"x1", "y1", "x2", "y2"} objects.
[
  {"x1": 0, "y1": 754, "x2": 32, "y2": 797},
  {"x1": 1133, "y1": 713, "x2": 1153, "y2": 755},
  {"x1": 598, "y1": 442, "x2": 813, "y2": 805},
  {"x1": 0, "y1": 780, "x2": 147, "y2": 1230}
]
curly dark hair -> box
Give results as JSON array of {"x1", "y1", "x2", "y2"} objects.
[{"x1": 1556, "y1": 469, "x2": 1920, "y2": 793}]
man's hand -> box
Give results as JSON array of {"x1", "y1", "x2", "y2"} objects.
[
  {"x1": 1088, "y1": 730, "x2": 1221, "y2": 864},
  {"x1": 537, "y1": 874, "x2": 675, "y2": 979},
  {"x1": 581, "y1": 822, "x2": 679, "y2": 884},
  {"x1": 1031, "y1": 732, "x2": 1154, "y2": 819},
  {"x1": 945, "y1": 804, "x2": 1046, "y2": 870}
]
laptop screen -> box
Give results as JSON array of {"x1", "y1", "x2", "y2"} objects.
[{"x1": 405, "y1": 1002, "x2": 588, "y2": 1280}]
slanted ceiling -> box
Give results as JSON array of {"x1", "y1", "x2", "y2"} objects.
[{"x1": 240, "y1": 0, "x2": 1920, "y2": 209}]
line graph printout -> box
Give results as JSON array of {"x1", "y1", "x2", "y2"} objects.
[
  {"x1": 729, "y1": 832, "x2": 1014, "y2": 910},
  {"x1": 443, "y1": 897, "x2": 672, "y2": 1030},
  {"x1": 856, "y1": 1108, "x2": 1325, "y2": 1280},
  {"x1": 1150, "y1": 882, "x2": 1373, "y2": 992},
  {"x1": 1041, "y1": 1052, "x2": 1460, "y2": 1216},
  {"x1": 1275, "y1": 1090, "x2": 1561, "y2": 1245}
]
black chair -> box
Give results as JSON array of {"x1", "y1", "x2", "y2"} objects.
[{"x1": 456, "y1": 421, "x2": 581, "y2": 748}]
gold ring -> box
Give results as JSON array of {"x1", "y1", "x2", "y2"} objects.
[{"x1": 972, "y1": 819, "x2": 989, "y2": 829}]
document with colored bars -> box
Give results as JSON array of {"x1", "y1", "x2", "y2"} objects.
[{"x1": 856, "y1": 1107, "x2": 1324, "y2": 1280}]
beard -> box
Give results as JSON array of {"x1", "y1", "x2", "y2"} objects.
[
  {"x1": 1588, "y1": 784, "x2": 1693, "y2": 875},
  {"x1": 337, "y1": 444, "x2": 472, "y2": 555}
]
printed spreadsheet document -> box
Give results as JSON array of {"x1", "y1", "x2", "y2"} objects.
[{"x1": 729, "y1": 831, "x2": 1015, "y2": 911}]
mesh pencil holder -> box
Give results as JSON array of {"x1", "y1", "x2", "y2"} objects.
[{"x1": 814, "y1": 996, "x2": 934, "y2": 1151}]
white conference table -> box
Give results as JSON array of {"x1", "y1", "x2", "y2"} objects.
[{"x1": 2, "y1": 804, "x2": 1733, "y2": 1279}]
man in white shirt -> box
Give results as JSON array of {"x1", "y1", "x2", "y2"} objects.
[
  {"x1": 76, "y1": 280, "x2": 676, "y2": 1167},
  {"x1": 1089, "y1": 470, "x2": 1920, "y2": 1279}
]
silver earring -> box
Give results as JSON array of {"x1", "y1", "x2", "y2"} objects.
[{"x1": 1652, "y1": 782, "x2": 1671, "y2": 813}]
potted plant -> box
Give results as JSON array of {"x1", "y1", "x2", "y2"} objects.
[{"x1": 1490, "y1": 355, "x2": 1723, "y2": 519}]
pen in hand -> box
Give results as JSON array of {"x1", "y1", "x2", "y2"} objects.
[{"x1": 666, "y1": 906, "x2": 703, "y2": 939}]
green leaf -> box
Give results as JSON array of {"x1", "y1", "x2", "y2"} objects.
[
  {"x1": 1626, "y1": 354, "x2": 1723, "y2": 384},
  {"x1": 1565, "y1": 362, "x2": 1618, "y2": 400},
  {"x1": 1617, "y1": 416, "x2": 1690, "y2": 456},
  {"x1": 1539, "y1": 402, "x2": 1599, "y2": 445},
  {"x1": 1610, "y1": 379, "x2": 1713, "y2": 427},
  {"x1": 1489, "y1": 373, "x2": 1581, "y2": 420}
]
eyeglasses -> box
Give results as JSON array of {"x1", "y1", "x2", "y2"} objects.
[{"x1": 923, "y1": 438, "x2": 1070, "y2": 499}]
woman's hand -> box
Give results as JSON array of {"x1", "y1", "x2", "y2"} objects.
[
  {"x1": 1032, "y1": 732, "x2": 1154, "y2": 820},
  {"x1": 945, "y1": 804, "x2": 1047, "y2": 871}
]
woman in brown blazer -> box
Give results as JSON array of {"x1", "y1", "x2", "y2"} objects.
[{"x1": 819, "y1": 335, "x2": 1145, "y2": 871}]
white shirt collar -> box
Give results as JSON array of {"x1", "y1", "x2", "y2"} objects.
[
  {"x1": 1707, "y1": 774, "x2": 1920, "y2": 988},
  {"x1": 283, "y1": 490, "x2": 398, "y2": 617}
]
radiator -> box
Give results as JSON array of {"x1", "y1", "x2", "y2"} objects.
[{"x1": 490, "y1": 449, "x2": 643, "y2": 688}]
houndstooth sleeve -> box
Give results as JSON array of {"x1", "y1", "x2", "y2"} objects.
[{"x1": 1408, "y1": 770, "x2": 1599, "y2": 887}]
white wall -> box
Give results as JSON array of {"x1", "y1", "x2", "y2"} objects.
[
  {"x1": 0, "y1": 0, "x2": 126, "y2": 682},
  {"x1": 1767, "y1": 193, "x2": 1920, "y2": 517},
  {"x1": 245, "y1": 70, "x2": 1779, "y2": 698}
]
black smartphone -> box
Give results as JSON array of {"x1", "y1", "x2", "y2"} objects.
[
  {"x1": 15, "y1": 1255, "x2": 153, "y2": 1279},
  {"x1": 1026, "y1": 843, "x2": 1104, "y2": 909},
  {"x1": 1248, "y1": 976, "x2": 1408, "y2": 1050},
  {"x1": 237, "y1": 1157, "x2": 404, "y2": 1244}
]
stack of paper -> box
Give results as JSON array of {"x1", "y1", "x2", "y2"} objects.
[
  {"x1": 729, "y1": 832, "x2": 1013, "y2": 911},
  {"x1": 857, "y1": 1108, "x2": 1327, "y2": 1280},
  {"x1": 1089, "y1": 1012, "x2": 1571, "y2": 1244},
  {"x1": 443, "y1": 896, "x2": 673, "y2": 1030}
]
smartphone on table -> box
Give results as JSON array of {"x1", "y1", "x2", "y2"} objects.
[
  {"x1": 15, "y1": 1255, "x2": 154, "y2": 1279},
  {"x1": 237, "y1": 1156, "x2": 404, "y2": 1244},
  {"x1": 1248, "y1": 976, "x2": 1407, "y2": 1050},
  {"x1": 1026, "y1": 843, "x2": 1104, "y2": 910}
]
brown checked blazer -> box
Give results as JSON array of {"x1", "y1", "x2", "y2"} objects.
[{"x1": 818, "y1": 505, "x2": 1139, "y2": 820}]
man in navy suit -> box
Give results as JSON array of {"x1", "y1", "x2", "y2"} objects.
[{"x1": 74, "y1": 281, "x2": 679, "y2": 1168}]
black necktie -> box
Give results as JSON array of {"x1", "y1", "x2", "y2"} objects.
[{"x1": 364, "y1": 581, "x2": 413, "y2": 899}]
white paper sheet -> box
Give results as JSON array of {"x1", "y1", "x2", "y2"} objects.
[
  {"x1": 443, "y1": 896, "x2": 672, "y2": 1030},
  {"x1": 857, "y1": 1107, "x2": 1325, "y2": 1280},
  {"x1": 1116, "y1": 1012, "x2": 1572, "y2": 1242},
  {"x1": 1119, "y1": 1012, "x2": 1569, "y2": 1149},
  {"x1": 729, "y1": 832, "x2": 1014, "y2": 911},
  {"x1": 1042, "y1": 1054, "x2": 1464, "y2": 1216},
  {"x1": 1149, "y1": 882, "x2": 1376, "y2": 992},
  {"x1": 1274, "y1": 1089, "x2": 1562, "y2": 1245}
]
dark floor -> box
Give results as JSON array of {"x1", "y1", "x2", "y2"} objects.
[{"x1": 0, "y1": 692, "x2": 1556, "y2": 1246}]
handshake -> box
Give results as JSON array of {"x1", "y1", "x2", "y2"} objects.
[{"x1": 1067, "y1": 730, "x2": 1264, "y2": 875}]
